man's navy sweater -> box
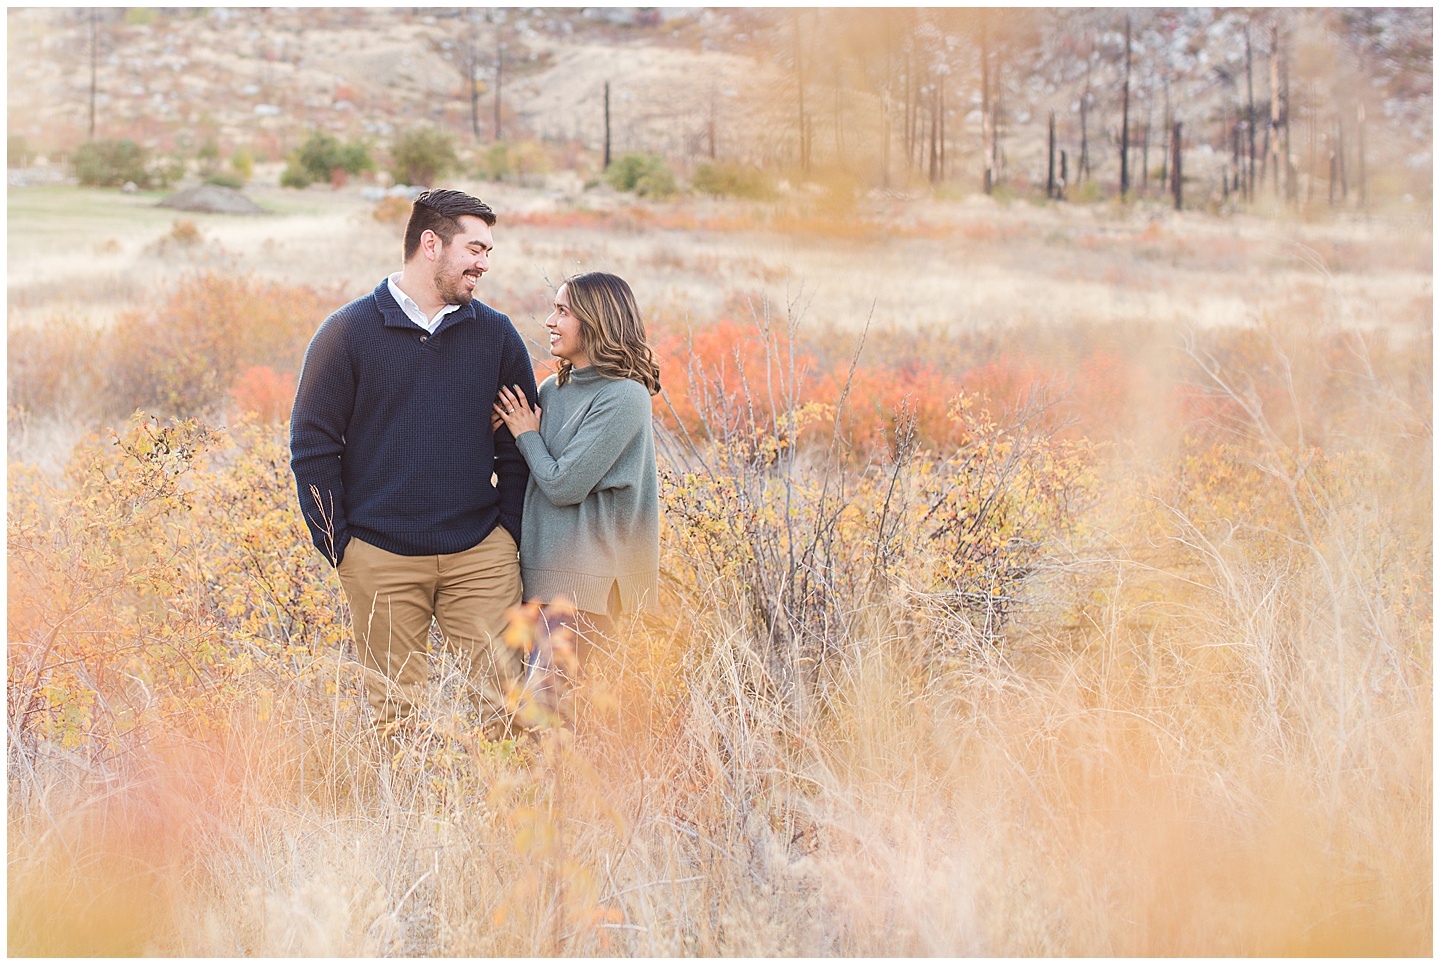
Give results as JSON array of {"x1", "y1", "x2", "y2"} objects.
[{"x1": 290, "y1": 279, "x2": 538, "y2": 566}]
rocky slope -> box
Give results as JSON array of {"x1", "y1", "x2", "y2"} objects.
[{"x1": 7, "y1": 8, "x2": 786, "y2": 175}]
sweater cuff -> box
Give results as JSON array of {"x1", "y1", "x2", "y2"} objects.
[{"x1": 514, "y1": 430, "x2": 548, "y2": 468}]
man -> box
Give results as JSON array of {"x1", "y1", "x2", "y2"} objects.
[{"x1": 290, "y1": 188, "x2": 537, "y2": 737}]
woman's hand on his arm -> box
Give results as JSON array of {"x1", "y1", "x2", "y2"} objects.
[{"x1": 494, "y1": 384, "x2": 541, "y2": 437}]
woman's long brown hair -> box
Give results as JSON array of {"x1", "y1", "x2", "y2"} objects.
[{"x1": 556, "y1": 272, "x2": 662, "y2": 395}]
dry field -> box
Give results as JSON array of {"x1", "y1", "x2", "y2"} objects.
[
  {"x1": 7, "y1": 182, "x2": 1433, "y2": 955},
  {"x1": 10, "y1": 179, "x2": 1430, "y2": 334}
]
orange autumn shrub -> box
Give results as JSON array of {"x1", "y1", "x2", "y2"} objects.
[
  {"x1": 8, "y1": 416, "x2": 236, "y2": 754},
  {"x1": 181, "y1": 418, "x2": 350, "y2": 675},
  {"x1": 229, "y1": 365, "x2": 297, "y2": 422},
  {"x1": 653, "y1": 317, "x2": 819, "y2": 444},
  {"x1": 659, "y1": 349, "x2": 1097, "y2": 658},
  {"x1": 7, "y1": 411, "x2": 351, "y2": 759},
  {"x1": 105, "y1": 271, "x2": 328, "y2": 419},
  {"x1": 652, "y1": 312, "x2": 1154, "y2": 458}
]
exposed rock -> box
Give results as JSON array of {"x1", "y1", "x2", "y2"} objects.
[{"x1": 156, "y1": 184, "x2": 268, "y2": 215}]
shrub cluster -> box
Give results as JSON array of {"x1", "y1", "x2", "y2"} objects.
[
  {"x1": 104, "y1": 272, "x2": 327, "y2": 418},
  {"x1": 652, "y1": 316, "x2": 1143, "y2": 456},
  {"x1": 196, "y1": 139, "x2": 247, "y2": 189},
  {"x1": 280, "y1": 131, "x2": 373, "y2": 189},
  {"x1": 658, "y1": 318, "x2": 1097, "y2": 657},
  {"x1": 151, "y1": 154, "x2": 186, "y2": 189},
  {"x1": 478, "y1": 139, "x2": 551, "y2": 183},
  {"x1": 692, "y1": 161, "x2": 774, "y2": 199},
  {"x1": 9, "y1": 413, "x2": 346, "y2": 761},
  {"x1": 204, "y1": 172, "x2": 246, "y2": 189},
  {"x1": 388, "y1": 126, "x2": 457, "y2": 188},
  {"x1": 230, "y1": 146, "x2": 254, "y2": 182},
  {"x1": 196, "y1": 137, "x2": 222, "y2": 176},
  {"x1": 8, "y1": 272, "x2": 327, "y2": 425},
  {"x1": 70, "y1": 138, "x2": 150, "y2": 187},
  {"x1": 604, "y1": 153, "x2": 676, "y2": 198},
  {"x1": 9, "y1": 133, "x2": 33, "y2": 167}
]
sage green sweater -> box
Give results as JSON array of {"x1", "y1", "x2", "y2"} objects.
[{"x1": 514, "y1": 367, "x2": 659, "y2": 616}]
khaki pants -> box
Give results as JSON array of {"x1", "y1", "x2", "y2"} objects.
[{"x1": 336, "y1": 527, "x2": 523, "y2": 733}]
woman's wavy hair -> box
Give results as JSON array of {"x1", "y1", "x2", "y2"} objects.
[{"x1": 557, "y1": 272, "x2": 662, "y2": 395}]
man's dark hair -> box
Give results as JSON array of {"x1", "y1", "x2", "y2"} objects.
[{"x1": 403, "y1": 189, "x2": 496, "y2": 261}]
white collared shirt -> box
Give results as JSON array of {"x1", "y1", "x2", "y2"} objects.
[{"x1": 387, "y1": 272, "x2": 462, "y2": 334}]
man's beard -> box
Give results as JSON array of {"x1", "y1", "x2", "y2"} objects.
[{"x1": 435, "y1": 266, "x2": 477, "y2": 306}]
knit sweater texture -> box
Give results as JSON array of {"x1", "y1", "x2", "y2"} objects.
[
  {"x1": 290, "y1": 279, "x2": 537, "y2": 565},
  {"x1": 514, "y1": 368, "x2": 659, "y2": 615}
]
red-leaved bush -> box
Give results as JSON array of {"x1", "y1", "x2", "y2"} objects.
[{"x1": 229, "y1": 365, "x2": 298, "y2": 423}]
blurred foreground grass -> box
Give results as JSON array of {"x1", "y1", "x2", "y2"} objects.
[
  {"x1": 9, "y1": 323, "x2": 1431, "y2": 955},
  {"x1": 6, "y1": 186, "x2": 1432, "y2": 956}
]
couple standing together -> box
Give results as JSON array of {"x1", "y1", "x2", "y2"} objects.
[{"x1": 289, "y1": 189, "x2": 660, "y2": 738}]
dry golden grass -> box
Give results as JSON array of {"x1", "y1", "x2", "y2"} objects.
[
  {"x1": 9, "y1": 183, "x2": 1430, "y2": 336},
  {"x1": 7, "y1": 183, "x2": 1432, "y2": 956},
  {"x1": 9, "y1": 556, "x2": 1429, "y2": 955}
]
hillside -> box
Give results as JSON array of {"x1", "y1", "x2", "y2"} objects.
[
  {"x1": 8, "y1": 8, "x2": 1431, "y2": 205},
  {"x1": 7, "y1": 8, "x2": 786, "y2": 181}
]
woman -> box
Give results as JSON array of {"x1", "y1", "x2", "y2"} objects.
[{"x1": 493, "y1": 271, "x2": 662, "y2": 681}]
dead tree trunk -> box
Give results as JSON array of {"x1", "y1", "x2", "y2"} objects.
[
  {"x1": 929, "y1": 83, "x2": 940, "y2": 185},
  {"x1": 904, "y1": 24, "x2": 917, "y2": 175},
  {"x1": 1079, "y1": 54, "x2": 1092, "y2": 184},
  {"x1": 493, "y1": 38, "x2": 504, "y2": 142},
  {"x1": 882, "y1": 91, "x2": 892, "y2": 188},
  {"x1": 981, "y1": 18, "x2": 993, "y2": 194},
  {"x1": 1245, "y1": 25, "x2": 1256, "y2": 201},
  {"x1": 882, "y1": 34, "x2": 894, "y2": 188},
  {"x1": 1047, "y1": 110, "x2": 1056, "y2": 198},
  {"x1": 793, "y1": 12, "x2": 809, "y2": 174},
  {"x1": 1279, "y1": 26, "x2": 1296, "y2": 203},
  {"x1": 89, "y1": 10, "x2": 98, "y2": 139},
  {"x1": 993, "y1": 59, "x2": 1003, "y2": 185},
  {"x1": 1141, "y1": 109, "x2": 1151, "y2": 194},
  {"x1": 603, "y1": 81, "x2": 612, "y2": 169},
  {"x1": 1328, "y1": 117, "x2": 1338, "y2": 205},
  {"x1": 1160, "y1": 79, "x2": 1171, "y2": 191},
  {"x1": 1171, "y1": 120, "x2": 1183, "y2": 210},
  {"x1": 1328, "y1": 114, "x2": 1351, "y2": 206},
  {"x1": 1356, "y1": 102, "x2": 1366, "y2": 208},
  {"x1": 469, "y1": 56, "x2": 480, "y2": 141},
  {"x1": 1306, "y1": 82, "x2": 1316, "y2": 206},
  {"x1": 1119, "y1": 14, "x2": 1132, "y2": 198},
  {"x1": 1232, "y1": 114, "x2": 1244, "y2": 195},
  {"x1": 1259, "y1": 112, "x2": 1272, "y2": 194},
  {"x1": 938, "y1": 72, "x2": 946, "y2": 182},
  {"x1": 1269, "y1": 24, "x2": 1282, "y2": 199},
  {"x1": 912, "y1": 65, "x2": 923, "y2": 175},
  {"x1": 707, "y1": 86, "x2": 717, "y2": 160}
]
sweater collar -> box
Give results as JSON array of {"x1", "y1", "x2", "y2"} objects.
[
  {"x1": 568, "y1": 365, "x2": 604, "y2": 384},
  {"x1": 372, "y1": 279, "x2": 476, "y2": 334}
]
